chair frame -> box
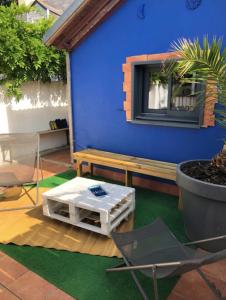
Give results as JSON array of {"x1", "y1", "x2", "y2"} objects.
[
  {"x1": 106, "y1": 234, "x2": 226, "y2": 300},
  {"x1": 0, "y1": 134, "x2": 40, "y2": 212}
]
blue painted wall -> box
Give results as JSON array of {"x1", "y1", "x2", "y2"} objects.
[{"x1": 70, "y1": 0, "x2": 225, "y2": 163}]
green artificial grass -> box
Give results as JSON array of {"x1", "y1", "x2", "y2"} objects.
[{"x1": 0, "y1": 170, "x2": 184, "y2": 300}]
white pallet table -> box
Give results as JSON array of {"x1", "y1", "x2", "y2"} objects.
[{"x1": 42, "y1": 177, "x2": 135, "y2": 236}]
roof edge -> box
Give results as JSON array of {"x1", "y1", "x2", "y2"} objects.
[
  {"x1": 37, "y1": 0, "x2": 63, "y2": 16},
  {"x1": 43, "y1": 0, "x2": 88, "y2": 46},
  {"x1": 44, "y1": 0, "x2": 124, "y2": 51}
]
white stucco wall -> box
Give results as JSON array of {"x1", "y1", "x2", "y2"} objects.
[
  {"x1": 18, "y1": 0, "x2": 34, "y2": 6},
  {"x1": 0, "y1": 81, "x2": 68, "y2": 152}
]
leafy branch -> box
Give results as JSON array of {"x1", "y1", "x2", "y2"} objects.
[{"x1": 0, "y1": 3, "x2": 66, "y2": 100}]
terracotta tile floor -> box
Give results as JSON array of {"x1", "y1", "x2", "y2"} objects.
[
  {"x1": 0, "y1": 251, "x2": 75, "y2": 300},
  {"x1": 39, "y1": 148, "x2": 73, "y2": 179},
  {"x1": 168, "y1": 261, "x2": 226, "y2": 300}
]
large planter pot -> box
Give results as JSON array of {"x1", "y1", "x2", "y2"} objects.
[{"x1": 177, "y1": 160, "x2": 226, "y2": 252}]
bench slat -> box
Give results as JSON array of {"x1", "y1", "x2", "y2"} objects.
[
  {"x1": 74, "y1": 150, "x2": 176, "y2": 169},
  {"x1": 73, "y1": 149, "x2": 177, "y2": 183},
  {"x1": 75, "y1": 155, "x2": 176, "y2": 175}
]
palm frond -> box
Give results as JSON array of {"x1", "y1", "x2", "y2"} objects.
[
  {"x1": 167, "y1": 36, "x2": 226, "y2": 125},
  {"x1": 170, "y1": 36, "x2": 226, "y2": 80}
]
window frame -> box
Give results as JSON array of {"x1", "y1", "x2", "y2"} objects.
[{"x1": 131, "y1": 60, "x2": 204, "y2": 128}]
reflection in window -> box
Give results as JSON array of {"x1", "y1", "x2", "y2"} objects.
[
  {"x1": 148, "y1": 71, "x2": 168, "y2": 110},
  {"x1": 171, "y1": 75, "x2": 197, "y2": 112}
]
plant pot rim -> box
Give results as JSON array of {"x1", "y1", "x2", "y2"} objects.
[{"x1": 177, "y1": 159, "x2": 226, "y2": 189}]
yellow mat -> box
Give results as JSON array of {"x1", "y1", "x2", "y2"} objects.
[{"x1": 0, "y1": 188, "x2": 133, "y2": 257}]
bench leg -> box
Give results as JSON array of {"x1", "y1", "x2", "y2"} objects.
[
  {"x1": 77, "y1": 160, "x2": 83, "y2": 177},
  {"x1": 178, "y1": 189, "x2": 183, "y2": 210},
  {"x1": 88, "y1": 162, "x2": 94, "y2": 176},
  {"x1": 125, "y1": 170, "x2": 132, "y2": 187}
]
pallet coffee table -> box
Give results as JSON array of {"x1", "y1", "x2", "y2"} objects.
[{"x1": 42, "y1": 177, "x2": 135, "y2": 236}]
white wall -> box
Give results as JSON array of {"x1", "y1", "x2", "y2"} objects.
[
  {"x1": 0, "y1": 81, "x2": 68, "y2": 152},
  {"x1": 18, "y1": 0, "x2": 35, "y2": 6}
]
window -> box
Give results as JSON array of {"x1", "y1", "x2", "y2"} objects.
[{"x1": 132, "y1": 61, "x2": 203, "y2": 126}]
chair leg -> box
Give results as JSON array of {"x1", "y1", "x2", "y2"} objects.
[
  {"x1": 106, "y1": 262, "x2": 126, "y2": 270},
  {"x1": 130, "y1": 270, "x2": 149, "y2": 300},
  {"x1": 0, "y1": 183, "x2": 39, "y2": 212},
  {"x1": 152, "y1": 267, "x2": 159, "y2": 300},
  {"x1": 106, "y1": 260, "x2": 149, "y2": 300},
  {"x1": 39, "y1": 157, "x2": 44, "y2": 181},
  {"x1": 197, "y1": 269, "x2": 225, "y2": 299},
  {"x1": 35, "y1": 179, "x2": 39, "y2": 206},
  {"x1": 23, "y1": 186, "x2": 36, "y2": 205}
]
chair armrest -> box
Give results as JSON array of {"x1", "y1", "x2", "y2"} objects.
[
  {"x1": 183, "y1": 235, "x2": 226, "y2": 246},
  {"x1": 106, "y1": 261, "x2": 183, "y2": 272}
]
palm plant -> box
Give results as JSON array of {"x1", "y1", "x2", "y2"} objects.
[{"x1": 168, "y1": 36, "x2": 226, "y2": 175}]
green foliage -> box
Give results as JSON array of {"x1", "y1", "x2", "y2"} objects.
[
  {"x1": 0, "y1": 0, "x2": 14, "y2": 6},
  {"x1": 167, "y1": 36, "x2": 226, "y2": 127},
  {"x1": 0, "y1": 4, "x2": 66, "y2": 100}
]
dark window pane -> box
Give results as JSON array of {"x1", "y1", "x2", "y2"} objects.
[
  {"x1": 171, "y1": 75, "x2": 197, "y2": 112},
  {"x1": 132, "y1": 61, "x2": 202, "y2": 126}
]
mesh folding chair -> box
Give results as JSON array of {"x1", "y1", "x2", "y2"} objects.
[
  {"x1": 106, "y1": 218, "x2": 226, "y2": 300},
  {"x1": 0, "y1": 133, "x2": 40, "y2": 211}
]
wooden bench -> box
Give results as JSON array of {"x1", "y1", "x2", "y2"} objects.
[{"x1": 73, "y1": 149, "x2": 177, "y2": 186}]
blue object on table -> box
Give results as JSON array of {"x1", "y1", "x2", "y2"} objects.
[{"x1": 88, "y1": 185, "x2": 108, "y2": 197}]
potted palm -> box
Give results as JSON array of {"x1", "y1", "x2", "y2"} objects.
[{"x1": 169, "y1": 37, "x2": 226, "y2": 251}]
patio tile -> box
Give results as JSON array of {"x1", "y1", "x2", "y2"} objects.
[
  {"x1": 0, "y1": 255, "x2": 28, "y2": 286},
  {"x1": 0, "y1": 253, "x2": 75, "y2": 299},
  {"x1": 168, "y1": 270, "x2": 219, "y2": 300},
  {"x1": 201, "y1": 259, "x2": 226, "y2": 282},
  {"x1": 167, "y1": 291, "x2": 187, "y2": 300},
  {"x1": 8, "y1": 271, "x2": 67, "y2": 300},
  {"x1": 203, "y1": 273, "x2": 226, "y2": 298},
  {"x1": 46, "y1": 288, "x2": 75, "y2": 299},
  {"x1": 40, "y1": 148, "x2": 71, "y2": 179},
  {"x1": 0, "y1": 284, "x2": 19, "y2": 300}
]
